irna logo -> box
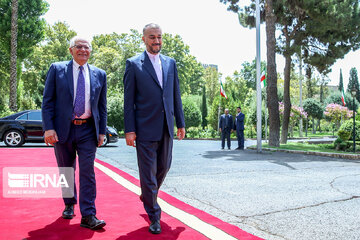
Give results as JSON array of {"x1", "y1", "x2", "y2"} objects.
[{"x1": 3, "y1": 167, "x2": 74, "y2": 198}]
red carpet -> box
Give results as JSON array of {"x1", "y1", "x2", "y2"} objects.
[{"x1": 0, "y1": 148, "x2": 262, "y2": 240}]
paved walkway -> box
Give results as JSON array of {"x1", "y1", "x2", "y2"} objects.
[
  {"x1": 2, "y1": 138, "x2": 360, "y2": 239},
  {"x1": 97, "y1": 139, "x2": 360, "y2": 240}
]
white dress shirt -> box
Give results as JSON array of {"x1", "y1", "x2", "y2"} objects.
[
  {"x1": 72, "y1": 60, "x2": 91, "y2": 119},
  {"x1": 146, "y1": 51, "x2": 163, "y2": 88}
]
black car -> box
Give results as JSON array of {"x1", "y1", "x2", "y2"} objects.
[{"x1": 0, "y1": 110, "x2": 118, "y2": 147}]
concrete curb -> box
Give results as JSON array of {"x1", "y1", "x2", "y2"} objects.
[{"x1": 247, "y1": 146, "x2": 360, "y2": 160}]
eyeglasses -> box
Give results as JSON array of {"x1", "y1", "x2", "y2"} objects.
[{"x1": 72, "y1": 45, "x2": 91, "y2": 50}]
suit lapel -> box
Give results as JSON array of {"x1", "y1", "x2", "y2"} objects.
[
  {"x1": 88, "y1": 64, "x2": 96, "y2": 104},
  {"x1": 160, "y1": 54, "x2": 168, "y2": 88},
  {"x1": 66, "y1": 60, "x2": 74, "y2": 101},
  {"x1": 141, "y1": 51, "x2": 162, "y2": 88}
]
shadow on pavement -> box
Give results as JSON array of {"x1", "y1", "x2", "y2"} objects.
[{"x1": 202, "y1": 149, "x2": 360, "y2": 170}]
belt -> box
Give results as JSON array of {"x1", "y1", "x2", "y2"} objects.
[{"x1": 72, "y1": 118, "x2": 91, "y2": 125}]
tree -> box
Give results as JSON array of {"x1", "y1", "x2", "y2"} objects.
[
  {"x1": 304, "y1": 62, "x2": 315, "y2": 98},
  {"x1": 265, "y1": 0, "x2": 281, "y2": 147},
  {"x1": 224, "y1": 71, "x2": 249, "y2": 105},
  {"x1": 201, "y1": 86, "x2": 208, "y2": 129},
  {"x1": 325, "y1": 91, "x2": 359, "y2": 112},
  {"x1": 21, "y1": 22, "x2": 76, "y2": 107},
  {"x1": 279, "y1": 102, "x2": 307, "y2": 137},
  {"x1": 324, "y1": 103, "x2": 353, "y2": 129},
  {"x1": 0, "y1": 0, "x2": 48, "y2": 110},
  {"x1": 338, "y1": 69, "x2": 344, "y2": 92},
  {"x1": 240, "y1": 60, "x2": 267, "y2": 90},
  {"x1": 319, "y1": 75, "x2": 330, "y2": 103},
  {"x1": 91, "y1": 30, "x2": 143, "y2": 92},
  {"x1": 220, "y1": 0, "x2": 281, "y2": 147},
  {"x1": 182, "y1": 97, "x2": 201, "y2": 130},
  {"x1": 347, "y1": 67, "x2": 360, "y2": 103},
  {"x1": 9, "y1": 0, "x2": 18, "y2": 111},
  {"x1": 161, "y1": 33, "x2": 204, "y2": 95},
  {"x1": 203, "y1": 66, "x2": 221, "y2": 105},
  {"x1": 275, "y1": 0, "x2": 360, "y2": 143},
  {"x1": 303, "y1": 98, "x2": 323, "y2": 134}
]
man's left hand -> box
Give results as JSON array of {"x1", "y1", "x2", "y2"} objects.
[
  {"x1": 98, "y1": 134, "x2": 105, "y2": 147},
  {"x1": 177, "y1": 128, "x2": 185, "y2": 140}
]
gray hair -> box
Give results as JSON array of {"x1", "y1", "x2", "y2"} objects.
[
  {"x1": 69, "y1": 36, "x2": 92, "y2": 50},
  {"x1": 143, "y1": 23, "x2": 162, "y2": 34}
]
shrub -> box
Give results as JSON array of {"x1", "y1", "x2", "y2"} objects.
[
  {"x1": 0, "y1": 104, "x2": 15, "y2": 118},
  {"x1": 185, "y1": 126, "x2": 218, "y2": 139},
  {"x1": 182, "y1": 97, "x2": 201, "y2": 129},
  {"x1": 107, "y1": 94, "x2": 124, "y2": 133},
  {"x1": 337, "y1": 129, "x2": 351, "y2": 141},
  {"x1": 338, "y1": 119, "x2": 360, "y2": 141},
  {"x1": 334, "y1": 138, "x2": 349, "y2": 151}
]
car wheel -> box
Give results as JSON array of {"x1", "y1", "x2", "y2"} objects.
[
  {"x1": 101, "y1": 134, "x2": 108, "y2": 147},
  {"x1": 4, "y1": 129, "x2": 24, "y2": 147}
]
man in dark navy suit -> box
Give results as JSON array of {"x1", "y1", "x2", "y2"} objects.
[
  {"x1": 42, "y1": 36, "x2": 107, "y2": 230},
  {"x1": 219, "y1": 108, "x2": 233, "y2": 149},
  {"x1": 123, "y1": 23, "x2": 185, "y2": 234},
  {"x1": 234, "y1": 106, "x2": 245, "y2": 150}
]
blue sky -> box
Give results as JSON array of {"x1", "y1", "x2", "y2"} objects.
[{"x1": 43, "y1": 0, "x2": 359, "y2": 88}]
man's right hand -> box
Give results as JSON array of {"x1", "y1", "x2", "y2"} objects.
[
  {"x1": 219, "y1": 128, "x2": 222, "y2": 133},
  {"x1": 44, "y1": 130, "x2": 59, "y2": 146},
  {"x1": 125, "y1": 132, "x2": 136, "y2": 147}
]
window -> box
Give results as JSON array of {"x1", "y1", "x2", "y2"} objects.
[
  {"x1": 17, "y1": 114, "x2": 28, "y2": 120},
  {"x1": 27, "y1": 111, "x2": 42, "y2": 121}
]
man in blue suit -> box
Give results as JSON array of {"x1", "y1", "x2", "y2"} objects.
[
  {"x1": 42, "y1": 36, "x2": 107, "y2": 230},
  {"x1": 234, "y1": 106, "x2": 245, "y2": 150},
  {"x1": 219, "y1": 108, "x2": 233, "y2": 149},
  {"x1": 123, "y1": 23, "x2": 185, "y2": 234}
]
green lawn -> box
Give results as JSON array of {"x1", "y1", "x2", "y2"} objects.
[
  {"x1": 261, "y1": 142, "x2": 359, "y2": 155},
  {"x1": 288, "y1": 131, "x2": 335, "y2": 138}
]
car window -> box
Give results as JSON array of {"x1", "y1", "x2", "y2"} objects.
[
  {"x1": 27, "y1": 111, "x2": 42, "y2": 121},
  {"x1": 17, "y1": 113, "x2": 28, "y2": 120}
]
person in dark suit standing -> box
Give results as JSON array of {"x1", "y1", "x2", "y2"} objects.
[
  {"x1": 234, "y1": 106, "x2": 245, "y2": 150},
  {"x1": 42, "y1": 36, "x2": 107, "y2": 230},
  {"x1": 123, "y1": 23, "x2": 185, "y2": 234},
  {"x1": 219, "y1": 108, "x2": 233, "y2": 149}
]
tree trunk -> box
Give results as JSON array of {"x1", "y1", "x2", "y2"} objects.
[
  {"x1": 265, "y1": 0, "x2": 280, "y2": 147},
  {"x1": 312, "y1": 118, "x2": 316, "y2": 134},
  {"x1": 9, "y1": 0, "x2": 18, "y2": 111},
  {"x1": 317, "y1": 119, "x2": 321, "y2": 133},
  {"x1": 305, "y1": 65, "x2": 313, "y2": 98},
  {"x1": 281, "y1": 51, "x2": 292, "y2": 144}
]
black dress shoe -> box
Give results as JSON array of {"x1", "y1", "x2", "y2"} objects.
[
  {"x1": 149, "y1": 220, "x2": 161, "y2": 234},
  {"x1": 80, "y1": 215, "x2": 106, "y2": 230},
  {"x1": 62, "y1": 204, "x2": 74, "y2": 219}
]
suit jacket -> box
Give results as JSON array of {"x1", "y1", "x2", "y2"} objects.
[
  {"x1": 123, "y1": 51, "x2": 185, "y2": 141},
  {"x1": 42, "y1": 60, "x2": 107, "y2": 144},
  {"x1": 219, "y1": 114, "x2": 233, "y2": 130},
  {"x1": 234, "y1": 112, "x2": 245, "y2": 131}
]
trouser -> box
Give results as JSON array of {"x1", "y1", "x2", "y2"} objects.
[
  {"x1": 237, "y1": 129, "x2": 244, "y2": 149},
  {"x1": 221, "y1": 127, "x2": 231, "y2": 149},
  {"x1": 54, "y1": 119, "x2": 98, "y2": 217},
  {"x1": 136, "y1": 126, "x2": 173, "y2": 222}
]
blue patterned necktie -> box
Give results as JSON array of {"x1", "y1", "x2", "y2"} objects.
[{"x1": 73, "y1": 65, "x2": 85, "y2": 118}]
